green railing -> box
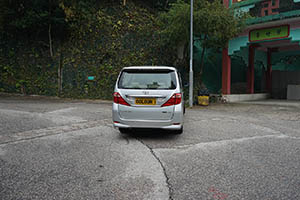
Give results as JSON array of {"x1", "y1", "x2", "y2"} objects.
[{"x1": 247, "y1": 9, "x2": 300, "y2": 25}]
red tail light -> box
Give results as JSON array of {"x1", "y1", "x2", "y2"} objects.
[
  {"x1": 162, "y1": 93, "x2": 182, "y2": 107},
  {"x1": 113, "y1": 92, "x2": 130, "y2": 106}
]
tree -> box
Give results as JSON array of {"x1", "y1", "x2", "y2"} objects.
[
  {"x1": 0, "y1": 0, "x2": 68, "y2": 57},
  {"x1": 159, "y1": 0, "x2": 248, "y2": 85}
]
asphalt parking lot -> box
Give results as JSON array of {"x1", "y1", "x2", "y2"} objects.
[{"x1": 0, "y1": 95, "x2": 299, "y2": 200}]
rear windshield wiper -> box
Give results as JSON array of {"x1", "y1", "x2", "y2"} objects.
[{"x1": 122, "y1": 87, "x2": 141, "y2": 89}]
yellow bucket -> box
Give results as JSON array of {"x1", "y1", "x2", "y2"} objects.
[{"x1": 198, "y1": 96, "x2": 209, "y2": 106}]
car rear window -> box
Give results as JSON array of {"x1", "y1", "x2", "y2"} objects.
[{"x1": 118, "y1": 69, "x2": 177, "y2": 90}]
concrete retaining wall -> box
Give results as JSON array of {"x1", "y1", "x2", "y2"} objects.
[
  {"x1": 287, "y1": 85, "x2": 300, "y2": 100},
  {"x1": 272, "y1": 71, "x2": 300, "y2": 99},
  {"x1": 223, "y1": 93, "x2": 270, "y2": 102}
]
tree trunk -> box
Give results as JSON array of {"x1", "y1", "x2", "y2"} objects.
[
  {"x1": 49, "y1": 23, "x2": 53, "y2": 58},
  {"x1": 199, "y1": 35, "x2": 208, "y2": 84},
  {"x1": 164, "y1": 0, "x2": 169, "y2": 10},
  {"x1": 58, "y1": 51, "x2": 63, "y2": 96},
  {"x1": 199, "y1": 46, "x2": 206, "y2": 77},
  {"x1": 48, "y1": 0, "x2": 53, "y2": 58},
  {"x1": 123, "y1": 0, "x2": 126, "y2": 6}
]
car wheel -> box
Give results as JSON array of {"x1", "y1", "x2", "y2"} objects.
[
  {"x1": 119, "y1": 128, "x2": 130, "y2": 134},
  {"x1": 174, "y1": 127, "x2": 183, "y2": 134}
]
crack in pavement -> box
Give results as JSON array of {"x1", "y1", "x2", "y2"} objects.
[
  {"x1": 0, "y1": 119, "x2": 113, "y2": 145},
  {"x1": 135, "y1": 137, "x2": 174, "y2": 200}
]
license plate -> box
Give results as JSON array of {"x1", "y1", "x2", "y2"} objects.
[{"x1": 135, "y1": 98, "x2": 156, "y2": 105}]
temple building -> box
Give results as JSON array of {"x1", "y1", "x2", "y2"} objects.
[{"x1": 220, "y1": 0, "x2": 300, "y2": 100}]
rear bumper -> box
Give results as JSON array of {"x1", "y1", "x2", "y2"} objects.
[
  {"x1": 112, "y1": 103, "x2": 183, "y2": 130},
  {"x1": 113, "y1": 120, "x2": 182, "y2": 130}
]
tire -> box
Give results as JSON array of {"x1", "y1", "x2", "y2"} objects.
[
  {"x1": 173, "y1": 127, "x2": 183, "y2": 135},
  {"x1": 119, "y1": 128, "x2": 130, "y2": 134}
]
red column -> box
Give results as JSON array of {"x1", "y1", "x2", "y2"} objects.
[
  {"x1": 266, "y1": 48, "x2": 272, "y2": 93},
  {"x1": 223, "y1": 0, "x2": 229, "y2": 8},
  {"x1": 222, "y1": 1, "x2": 230, "y2": 95},
  {"x1": 222, "y1": 48, "x2": 231, "y2": 95},
  {"x1": 247, "y1": 45, "x2": 255, "y2": 94}
]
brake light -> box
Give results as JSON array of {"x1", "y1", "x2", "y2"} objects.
[
  {"x1": 162, "y1": 93, "x2": 182, "y2": 107},
  {"x1": 113, "y1": 92, "x2": 130, "y2": 106}
]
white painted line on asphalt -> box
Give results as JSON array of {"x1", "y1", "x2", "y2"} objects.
[
  {"x1": 0, "y1": 108, "x2": 31, "y2": 115},
  {"x1": 0, "y1": 119, "x2": 113, "y2": 145},
  {"x1": 0, "y1": 108, "x2": 87, "y2": 124},
  {"x1": 46, "y1": 107, "x2": 77, "y2": 114},
  {"x1": 250, "y1": 124, "x2": 281, "y2": 134},
  {"x1": 158, "y1": 134, "x2": 299, "y2": 151}
]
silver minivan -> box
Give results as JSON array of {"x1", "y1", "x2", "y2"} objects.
[{"x1": 112, "y1": 66, "x2": 184, "y2": 134}]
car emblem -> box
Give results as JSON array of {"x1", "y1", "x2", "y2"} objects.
[{"x1": 143, "y1": 91, "x2": 149, "y2": 95}]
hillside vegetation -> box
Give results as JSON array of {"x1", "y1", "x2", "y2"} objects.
[
  {"x1": 0, "y1": 0, "x2": 246, "y2": 99},
  {"x1": 0, "y1": 0, "x2": 175, "y2": 99}
]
